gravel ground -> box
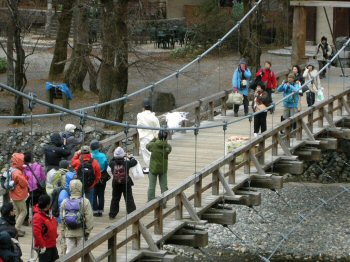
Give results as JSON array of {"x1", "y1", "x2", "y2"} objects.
[{"x1": 165, "y1": 182, "x2": 350, "y2": 261}]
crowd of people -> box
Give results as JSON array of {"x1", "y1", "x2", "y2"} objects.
[
  {"x1": 0, "y1": 99, "x2": 172, "y2": 261},
  {"x1": 232, "y1": 37, "x2": 328, "y2": 137}
]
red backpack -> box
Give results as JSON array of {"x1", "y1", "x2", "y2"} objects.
[{"x1": 113, "y1": 163, "x2": 127, "y2": 183}]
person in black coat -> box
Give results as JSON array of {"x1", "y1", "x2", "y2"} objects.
[
  {"x1": 0, "y1": 203, "x2": 18, "y2": 239},
  {"x1": 108, "y1": 147, "x2": 137, "y2": 219},
  {"x1": 44, "y1": 133, "x2": 71, "y2": 172}
]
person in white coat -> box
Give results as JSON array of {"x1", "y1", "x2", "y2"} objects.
[
  {"x1": 303, "y1": 62, "x2": 321, "y2": 107},
  {"x1": 136, "y1": 99, "x2": 160, "y2": 171}
]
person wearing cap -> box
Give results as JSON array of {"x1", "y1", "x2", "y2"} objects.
[
  {"x1": 277, "y1": 74, "x2": 300, "y2": 121},
  {"x1": 303, "y1": 62, "x2": 321, "y2": 107},
  {"x1": 71, "y1": 146, "x2": 102, "y2": 206},
  {"x1": 8, "y1": 153, "x2": 28, "y2": 237},
  {"x1": 315, "y1": 36, "x2": 332, "y2": 79},
  {"x1": 44, "y1": 133, "x2": 71, "y2": 172},
  {"x1": 232, "y1": 58, "x2": 252, "y2": 117},
  {"x1": 0, "y1": 203, "x2": 18, "y2": 239},
  {"x1": 61, "y1": 123, "x2": 85, "y2": 160},
  {"x1": 108, "y1": 147, "x2": 137, "y2": 219},
  {"x1": 136, "y1": 98, "x2": 160, "y2": 171},
  {"x1": 32, "y1": 194, "x2": 59, "y2": 262},
  {"x1": 90, "y1": 140, "x2": 109, "y2": 217}
]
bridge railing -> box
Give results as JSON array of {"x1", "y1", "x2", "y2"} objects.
[{"x1": 58, "y1": 88, "x2": 350, "y2": 262}]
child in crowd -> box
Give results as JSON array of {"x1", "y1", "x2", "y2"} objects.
[{"x1": 253, "y1": 82, "x2": 271, "y2": 137}]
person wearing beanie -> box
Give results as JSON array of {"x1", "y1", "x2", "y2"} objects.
[
  {"x1": 60, "y1": 179, "x2": 94, "y2": 255},
  {"x1": 44, "y1": 132, "x2": 71, "y2": 172},
  {"x1": 61, "y1": 124, "x2": 84, "y2": 160},
  {"x1": 32, "y1": 194, "x2": 59, "y2": 262},
  {"x1": 0, "y1": 231, "x2": 22, "y2": 262},
  {"x1": 137, "y1": 98, "x2": 160, "y2": 170},
  {"x1": 146, "y1": 131, "x2": 172, "y2": 202},
  {"x1": 277, "y1": 74, "x2": 300, "y2": 123},
  {"x1": 23, "y1": 151, "x2": 46, "y2": 226},
  {"x1": 303, "y1": 63, "x2": 321, "y2": 107},
  {"x1": 232, "y1": 58, "x2": 252, "y2": 117},
  {"x1": 71, "y1": 146, "x2": 102, "y2": 206},
  {"x1": 8, "y1": 153, "x2": 28, "y2": 237},
  {"x1": 108, "y1": 147, "x2": 137, "y2": 219},
  {"x1": 90, "y1": 140, "x2": 109, "y2": 217},
  {"x1": 0, "y1": 203, "x2": 18, "y2": 239}
]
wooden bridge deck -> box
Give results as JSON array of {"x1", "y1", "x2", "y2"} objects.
[{"x1": 14, "y1": 82, "x2": 350, "y2": 261}]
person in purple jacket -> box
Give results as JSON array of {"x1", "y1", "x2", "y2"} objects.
[{"x1": 23, "y1": 152, "x2": 46, "y2": 226}]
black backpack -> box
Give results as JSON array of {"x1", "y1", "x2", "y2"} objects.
[
  {"x1": 51, "y1": 186, "x2": 63, "y2": 218},
  {"x1": 77, "y1": 157, "x2": 95, "y2": 192},
  {"x1": 113, "y1": 162, "x2": 127, "y2": 184}
]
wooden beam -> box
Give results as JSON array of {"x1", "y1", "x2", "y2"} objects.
[
  {"x1": 277, "y1": 134, "x2": 292, "y2": 156},
  {"x1": 301, "y1": 120, "x2": 316, "y2": 141},
  {"x1": 218, "y1": 171, "x2": 235, "y2": 196},
  {"x1": 342, "y1": 98, "x2": 350, "y2": 114},
  {"x1": 291, "y1": 5, "x2": 307, "y2": 66},
  {"x1": 290, "y1": 1, "x2": 350, "y2": 8},
  {"x1": 181, "y1": 192, "x2": 200, "y2": 222},
  {"x1": 138, "y1": 221, "x2": 159, "y2": 252},
  {"x1": 201, "y1": 208, "x2": 236, "y2": 225},
  {"x1": 249, "y1": 151, "x2": 266, "y2": 175},
  {"x1": 324, "y1": 109, "x2": 335, "y2": 127}
]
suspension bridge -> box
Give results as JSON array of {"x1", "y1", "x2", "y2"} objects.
[{"x1": 0, "y1": 0, "x2": 350, "y2": 261}]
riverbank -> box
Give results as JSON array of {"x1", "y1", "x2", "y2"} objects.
[{"x1": 164, "y1": 183, "x2": 350, "y2": 261}]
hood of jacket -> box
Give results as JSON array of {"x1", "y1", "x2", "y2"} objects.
[
  {"x1": 11, "y1": 153, "x2": 24, "y2": 170},
  {"x1": 50, "y1": 133, "x2": 63, "y2": 147},
  {"x1": 153, "y1": 139, "x2": 169, "y2": 148},
  {"x1": 70, "y1": 179, "x2": 83, "y2": 198},
  {"x1": 33, "y1": 204, "x2": 49, "y2": 217}
]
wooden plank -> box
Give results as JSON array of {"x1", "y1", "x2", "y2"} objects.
[
  {"x1": 342, "y1": 97, "x2": 350, "y2": 114},
  {"x1": 290, "y1": 1, "x2": 350, "y2": 8}
]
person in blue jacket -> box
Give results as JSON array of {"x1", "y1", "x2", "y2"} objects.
[
  {"x1": 232, "y1": 58, "x2": 252, "y2": 117},
  {"x1": 90, "y1": 140, "x2": 109, "y2": 217},
  {"x1": 277, "y1": 73, "x2": 300, "y2": 121}
]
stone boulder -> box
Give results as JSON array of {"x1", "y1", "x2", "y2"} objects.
[{"x1": 151, "y1": 92, "x2": 176, "y2": 113}]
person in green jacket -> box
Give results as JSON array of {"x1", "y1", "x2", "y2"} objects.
[{"x1": 146, "y1": 130, "x2": 172, "y2": 202}]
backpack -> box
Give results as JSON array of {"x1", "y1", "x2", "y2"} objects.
[
  {"x1": 113, "y1": 163, "x2": 127, "y2": 184},
  {"x1": 77, "y1": 157, "x2": 95, "y2": 192},
  {"x1": 46, "y1": 168, "x2": 63, "y2": 196},
  {"x1": 63, "y1": 198, "x2": 84, "y2": 230},
  {"x1": 64, "y1": 171, "x2": 77, "y2": 193},
  {"x1": 51, "y1": 186, "x2": 63, "y2": 218},
  {"x1": 0, "y1": 168, "x2": 16, "y2": 195}
]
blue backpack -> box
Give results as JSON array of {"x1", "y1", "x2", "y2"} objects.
[
  {"x1": 63, "y1": 198, "x2": 84, "y2": 230},
  {"x1": 64, "y1": 171, "x2": 77, "y2": 194}
]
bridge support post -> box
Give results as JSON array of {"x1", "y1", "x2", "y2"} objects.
[
  {"x1": 108, "y1": 235, "x2": 117, "y2": 262},
  {"x1": 318, "y1": 108, "x2": 324, "y2": 127},
  {"x1": 221, "y1": 95, "x2": 227, "y2": 116},
  {"x1": 228, "y1": 158, "x2": 236, "y2": 184},
  {"x1": 194, "y1": 177, "x2": 202, "y2": 207},
  {"x1": 291, "y1": 5, "x2": 307, "y2": 66},
  {"x1": 154, "y1": 205, "x2": 163, "y2": 234},
  {"x1": 307, "y1": 112, "x2": 314, "y2": 132}
]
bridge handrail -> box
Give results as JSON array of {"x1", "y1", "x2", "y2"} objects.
[{"x1": 57, "y1": 87, "x2": 350, "y2": 262}]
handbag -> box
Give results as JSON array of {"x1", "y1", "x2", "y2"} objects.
[
  {"x1": 316, "y1": 87, "x2": 325, "y2": 102},
  {"x1": 231, "y1": 92, "x2": 243, "y2": 105},
  {"x1": 130, "y1": 161, "x2": 144, "y2": 181},
  {"x1": 27, "y1": 164, "x2": 46, "y2": 194},
  {"x1": 100, "y1": 170, "x2": 111, "y2": 183}
]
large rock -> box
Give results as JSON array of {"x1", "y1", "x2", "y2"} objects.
[{"x1": 151, "y1": 92, "x2": 176, "y2": 113}]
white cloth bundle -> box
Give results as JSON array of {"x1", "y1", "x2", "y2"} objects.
[{"x1": 165, "y1": 112, "x2": 188, "y2": 129}]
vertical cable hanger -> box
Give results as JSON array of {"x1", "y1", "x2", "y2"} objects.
[
  {"x1": 218, "y1": 39, "x2": 222, "y2": 93},
  {"x1": 197, "y1": 55, "x2": 202, "y2": 99},
  {"x1": 123, "y1": 122, "x2": 129, "y2": 262}
]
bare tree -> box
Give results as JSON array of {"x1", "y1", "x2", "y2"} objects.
[
  {"x1": 97, "y1": 0, "x2": 129, "y2": 121},
  {"x1": 48, "y1": 0, "x2": 76, "y2": 81}
]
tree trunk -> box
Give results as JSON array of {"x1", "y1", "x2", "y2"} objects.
[
  {"x1": 7, "y1": 0, "x2": 26, "y2": 122},
  {"x1": 113, "y1": 0, "x2": 128, "y2": 121},
  {"x1": 85, "y1": 56, "x2": 99, "y2": 94},
  {"x1": 239, "y1": 0, "x2": 262, "y2": 76},
  {"x1": 64, "y1": 0, "x2": 90, "y2": 92},
  {"x1": 6, "y1": 18, "x2": 14, "y2": 89},
  {"x1": 97, "y1": 0, "x2": 118, "y2": 119},
  {"x1": 45, "y1": 0, "x2": 54, "y2": 38},
  {"x1": 48, "y1": 0, "x2": 75, "y2": 81}
]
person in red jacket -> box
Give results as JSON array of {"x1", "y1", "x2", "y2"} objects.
[
  {"x1": 9, "y1": 153, "x2": 29, "y2": 237},
  {"x1": 255, "y1": 61, "x2": 277, "y2": 100},
  {"x1": 33, "y1": 194, "x2": 59, "y2": 262},
  {"x1": 71, "y1": 146, "x2": 102, "y2": 206}
]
